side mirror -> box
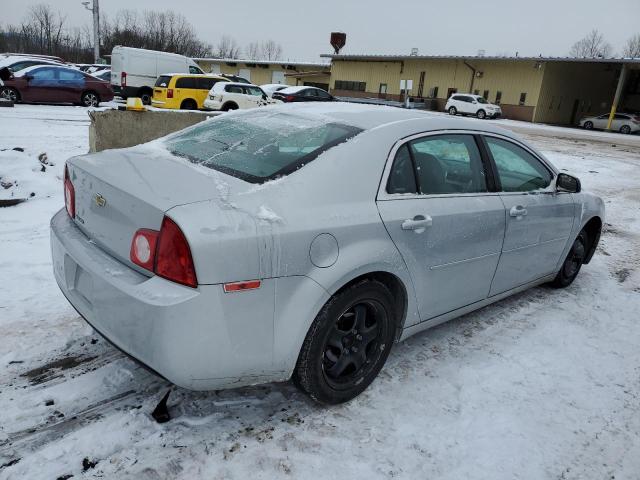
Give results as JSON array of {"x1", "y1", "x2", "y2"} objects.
[
  {"x1": 472, "y1": 100, "x2": 478, "y2": 104},
  {"x1": 262, "y1": 94, "x2": 268, "y2": 100},
  {"x1": 556, "y1": 173, "x2": 581, "y2": 193}
]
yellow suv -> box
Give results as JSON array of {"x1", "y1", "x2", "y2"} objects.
[{"x1": 152, "y1": 74, "x2": 228, "y2": 110}]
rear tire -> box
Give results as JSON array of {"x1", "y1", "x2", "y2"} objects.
[
  {"x1": 550, "y1": 230, "x2": 588, "y2": 288},
  {"x1": 139, "y1": 89, "x2": 153, "y2": 105},
  {"x1": 221, "y1": 102, "x2": 238, "y2": 111},
  {"x1": 583, "y1": 121, "x2": 593, "y2": 130},
  {"x1": 180, "y1": 99, "x2": 197, "y2": 110},
  {"x1": 293, "y1": 280, "x2": 396, "y2": 404},
  {"x1": 448, "y1": 106, "x2": 457, "y2": 115},
  {"x1": 0, "y1": 87, "x2": 20, "y2": 103},
  {"x1": 476, "y1": 109, "x2": 486, "y2": 119},
  {"x1": 80, "y1": 91, "x2": 99, "y2": 107},
  {"x1": 620, "y1": 125, "x2": 631, "y2": 134}
]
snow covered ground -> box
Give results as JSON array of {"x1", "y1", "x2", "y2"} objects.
[{"x1": 1, "y1": 104, "x2": 640, "y2": 480}]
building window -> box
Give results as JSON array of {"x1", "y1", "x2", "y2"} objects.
[
  {"x1": 483, "y1": 90, "x2": 489, "y2": 100},
  {"x1": 335, "y1": 80, "x2": 366, "y2": 92},
  {"x1": 519, "y1": 92, "x2": 527, "y2": 106},
  {"x1": 495, "y1": 91, "x2": 502, "y2": 104},
  {"x1": 430, "y1": 86, "x2": 439, "y2": 98},
  {"x1": 379, "y1": 83, "x2": 387, "y2": 94}
]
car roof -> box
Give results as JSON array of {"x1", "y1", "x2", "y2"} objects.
[
  {"x1": 261, "y1": 83, "x2": 287, "y2": 88},
  {"x1": 0, "y1": 56, "x2": 61, "y2": 67},
  {"x1": 14, "y1": 64, "x2": 84, "y2": 76},
  {"x1": 160, "y1": 73, "x2": 226, "y2": 78},
  {"x1": 232, "y1": 103, "x2": 517, "y2": 135},
  {"x1": 278, "y1": 86, "x2": 312, "y2": 94}
]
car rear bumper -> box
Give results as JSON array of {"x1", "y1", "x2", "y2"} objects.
[
  {"x1": 203, "y1": 99, "x2": 223, "y2": 110},
  {"x1": 50, "y1": 208, "x2": 284, "y2": 390}
]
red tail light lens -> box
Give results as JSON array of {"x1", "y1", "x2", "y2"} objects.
[
  {"x1": 285, "y1": 95, "x2": 295, "y2": 102},
  {"x1": 129, "y1": 217, "x2": 198, "y2": 288},
  {"x1": 155, "y1": 217, "x2": 198, "y2": 288},
  {"x1": 121, "y1": 71, "x2": 127, "y2": 87},
  {"x1": 167, "y1": 89, "x2": 174, "y2": 98},
  {"x1": 130, "y1": 229, "x2": 159, "y2": 271},
  {"x1": 64, "y1": 164, "x2": 75, "y2": 218}
]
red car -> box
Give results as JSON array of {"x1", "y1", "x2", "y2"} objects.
[{"x1": 0, "y1": 65, "x2": 113, "y2": 106}]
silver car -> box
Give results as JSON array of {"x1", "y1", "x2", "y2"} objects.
[
  {"x1": 579, "y1": 112, "x2": 640, "y2": 134},
  {"x1": 51, "y1": 104, "x2": 604, "y2": 404}
]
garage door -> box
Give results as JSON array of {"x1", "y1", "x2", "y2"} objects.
[{"x1": 271, "y1": 71, "x2": 286, "y2": 84}]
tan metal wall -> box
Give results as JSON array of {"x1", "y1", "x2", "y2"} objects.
[
  {"x1": 195, "y1": 60, "x2": 329, "y2": 87},
  {"x1": 535, "y1": 62, "x2": 620, "y2": 125}
]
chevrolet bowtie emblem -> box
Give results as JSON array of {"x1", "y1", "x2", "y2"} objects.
[{"x1": 94, "y1": 193, "x2": 106, "y2": 207}]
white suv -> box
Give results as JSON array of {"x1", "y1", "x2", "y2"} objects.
[
  {"x1": 445, "y1": 94, "x2": 501, "y2": 119},
  {"x1": 203, "y1": 82, "x2": 277, "y2": 111}
]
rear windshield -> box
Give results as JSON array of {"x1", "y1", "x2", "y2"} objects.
[
  {"x1": 155, "y1": 75, "x2": 171, "y2": 87},
  {"x1": 164, "y1": 111, "x2": 362, "y2": 183}
]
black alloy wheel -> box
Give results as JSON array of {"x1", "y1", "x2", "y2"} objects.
[
  {"x1": 294, "y1": 280, "x2": 396, "y2": 404},
  {"x1": 550, "y1": 230, "x2": 588, "y2": 288}
]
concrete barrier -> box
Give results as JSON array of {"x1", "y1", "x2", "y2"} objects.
[{"x1": 88, "y1": 109, "x2": 222, "y2": 152}]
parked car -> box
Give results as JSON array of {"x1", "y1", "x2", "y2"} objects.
[
  {"x1": 260, "y1": 83, "x2": 288, "y2": 98},
  {"x1": 0, "y1": 55, "x2": 64, "y2": 73},
  {"x1": 51, "y1": 103, "x2": 603, "y2": 405},
  {"x1": 92, "y1": 69, "x2": 111, "y2": 82},
  {"x1": 151, "y1": 74, "x2": 228, "y2": 110},
  {"x1": 446, "y1": 94, "x2": 502, "y2": 119},
  {"x1": 203, "y1": 82, "x2": 276, "y2": 111},
  {"x1": 579, "y1": 112, "x2": 640, "y2": 134},
  {"x1": 272, "y1": 86, "x2": 336, "y2": 102},
  {"x1": 110, "y1": 46, "x2": 204, "y2": 104},
  {"x1": 0, "y1": 64, "x2": 113, "y2": 106}
]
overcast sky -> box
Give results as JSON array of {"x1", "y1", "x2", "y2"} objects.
[{"x1": 3, "y1": 0, "x2": 639, "y2": 60}]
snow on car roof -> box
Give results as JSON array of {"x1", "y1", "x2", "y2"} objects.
[
  {"x1": 277, "y1": 86, "x2": 311, "y2": 94},
  {"x1": 13, "y1": 64, "x2": 81, "y2": 76},
  {"x1": 0, "y1": 56, "x2": 62, "y2": 68}
]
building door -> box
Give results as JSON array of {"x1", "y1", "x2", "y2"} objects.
[
  {"x1": 570, "y1": 99, "x2": 580, "y2": 125},
  {"x1": 447, "y1": 87, "x2": 457, "y2": 99},
  {"x1": 271, "y1": 71, "x2": 286, "y2": 84},
  {"x1": 378, "y1": 83, "x2": 387, "y2": 99},
  {"x1": 417, "y1": 71, "x2": 425, "y2": 98}
]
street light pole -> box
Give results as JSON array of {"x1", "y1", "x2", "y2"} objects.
[{"x1": 82, "y1": 0, "x2": 100, "y2": 63}]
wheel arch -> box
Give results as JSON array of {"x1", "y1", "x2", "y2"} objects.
[
  {"x1": 180, "y1": 98, "x2": 198, "y2": 109},
  {"x1": 582, "y1": 215, "x2": 602, "y2": 264},
  {"x1": 1, "y1": 86, "x2": 21, "y2": 101},
  {"x1": 222, "y1": 101, "x2": 239, "y2": 111}
]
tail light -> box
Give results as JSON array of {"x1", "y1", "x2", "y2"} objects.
[
  {"x1": 121, "y1": 71, "x2": 127, "y2": 87},
  {"x1": 167, "y1": 89, "x2": 174, "y2": 99},
  {"x1": 130, "y1": 216, "x2": 198, "y2": 288},
  {"x1": 285, "y1": 95, "x2": 295, "y2": 102},
  {"x1": 64, "y1": 164, "x2": 75, "y2": 218}
]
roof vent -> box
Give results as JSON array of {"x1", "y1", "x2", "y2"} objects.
[
  {"x1": 330, "y1": 32, "x2": 347, "y2": 55},
  {"x1": 410, "y1": 48, "x2": 419, "y2": 56}
]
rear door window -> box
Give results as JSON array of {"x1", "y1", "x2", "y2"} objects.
[
  {"x1": 165, "y1": 111, "x2": 362, "y2": 183},
  {"x1": 484, "y1": 136, "x2": 552, "y2": 192},
  {"x1": 175, "y1": 77, "x2": 197, "y2": 89},
  {"x1": 155, "y1": 75, "x2": 172, "y2": 87}
]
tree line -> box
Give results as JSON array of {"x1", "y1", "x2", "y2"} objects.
[
  {"x1": 570, "y1": 29, "x2": 640, "y2": 58},
  {"x1": 0, "y1": 3, "x2": 284, "y2": 63}
]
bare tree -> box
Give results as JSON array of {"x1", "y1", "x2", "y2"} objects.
[
  {"x1": 215, "y1": 35, "x2": 240, "y2": 59},
  {"x1": 260, "y1": 39, "x2": 282, "y2": 60},
  {"x1": 623, "y1": 34, "x2": 640, "y2": 58},
  {"x1": 245, "y1": 41, "x2": 262, "y2": 60},
  {"x1": 570, "y1": 29, "x2": 613, "y2": 58}
]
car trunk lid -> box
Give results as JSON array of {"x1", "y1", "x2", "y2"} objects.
[{"x1": 66, "y1": 144, "x2": 243, "y2": 272}]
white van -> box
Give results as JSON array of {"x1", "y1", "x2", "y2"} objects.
[{"x1": 110, "y1": 46, "x2": 204, "y2": 104}]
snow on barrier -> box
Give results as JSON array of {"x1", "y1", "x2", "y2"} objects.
[{"x1": 88, "y1": 109, "x2": 222, "y2": 153}]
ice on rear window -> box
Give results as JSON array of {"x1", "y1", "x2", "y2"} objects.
[{"x1": 164, "y1": 111, "x2": 361, "y2": 183}]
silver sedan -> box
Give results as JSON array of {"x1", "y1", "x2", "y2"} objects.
[{"x1": 51, "y1": 104, "x2": 604, "y2": 404}]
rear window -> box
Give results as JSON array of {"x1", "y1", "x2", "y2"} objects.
[
  {"x1": 165, "y1": 111, "x2": 362, "y2": 183},
  {"x1": 155, "y1": 75, "x2": 172, "y2": 87}
]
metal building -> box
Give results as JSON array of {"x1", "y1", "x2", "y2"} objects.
[
  {"x1": 193, "y1": 58, "x2": 331, "y2": 90},
  {"x1": 322, "y1": 54, "x2": 640, "y2": 125}
]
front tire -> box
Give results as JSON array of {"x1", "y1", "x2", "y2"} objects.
[
  {"x1": 620, "y1": 125, "x2": 631, "y2": 134},
  {"x1": 476, "y1": 109, "x2": 486, "y2": 119},
  {"x1": 294, "y1": 280, "x2": 396, "y2": 404},
  {"x1": 180, "y1": 99, "x2": 197, "y2": 110},
  {"x1": 0, "y1": 87, "x2": 20, "y2": 103},
  {"x1": 448, "y1": 106, "x2": 457, "y2": 115},
  {"x1": 550, "y1": 230, "x2": 588, "y2": 288},
  {"x1": 81, "y1": 91, "x2": 99, "y2": 107},
  {"x1": 583, "y1": 121, "x2": 593, "y2": 130}
]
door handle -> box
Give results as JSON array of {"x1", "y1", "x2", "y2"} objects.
[
  {"x1": 402, "y1": 215, "x2": 433, "y2": 232},
  {"x1": 509, "y1": 205, "x2": 528, "y2": 217}
]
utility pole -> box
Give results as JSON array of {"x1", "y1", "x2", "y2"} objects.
[{"x1": 82, "y1": 0, "x2": 100, "y2": 63}]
